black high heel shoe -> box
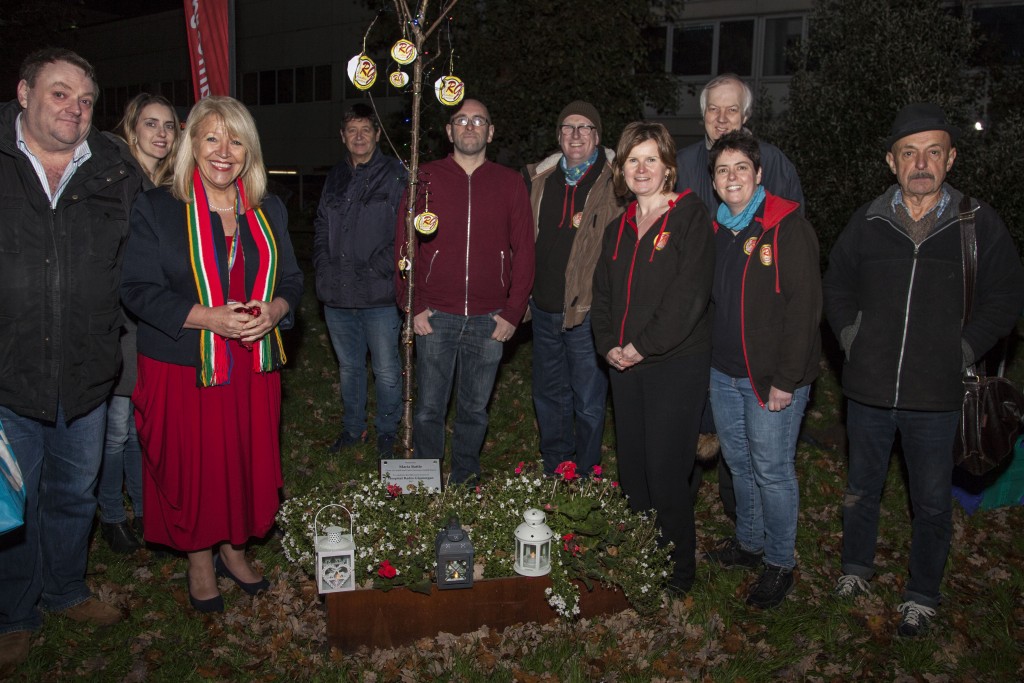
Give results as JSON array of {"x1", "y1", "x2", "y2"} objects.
[
  {"x1": 187, "y1": 575, "x2": 224, "y2": 613},
  {"x1": 214, "y1": 554, "x2": 270, "y2": 595}
]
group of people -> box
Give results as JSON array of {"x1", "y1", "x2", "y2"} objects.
[
  {"x1": 0, "y1": 48, "x2": 302, "y2": 669},
  {"x1": 1, "y1": 45, "x2": 1022, "y2": 672}
]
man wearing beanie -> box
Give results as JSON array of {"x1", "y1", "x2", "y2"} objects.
[
  {"x1": 824, "y1": 102, "x2": 1024, "y2": 637},
  {"x1": 523, "y1": 101, "x2": 621, "y2": 476}
]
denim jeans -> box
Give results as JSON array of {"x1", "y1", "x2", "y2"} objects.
[
  {"x1": 710, "y1": 368, "x2": 809, "y2": 569},
  {"x1": 529, "y1": 303, "x2": 608, "y2": 475},
  {"x1": 413, "y1": 310, "x2": 504, "y2": 484},
  {"x1": 324, "y1": 305, "x2": 402, "y2": 438},
  {"x1": 841, "y1": 400, "x2": 959, "y2": 608},
  {"x1": 0, "y1": 402, "x2": 106, "y2": 633},
  {"x1": 96, "y1": 396, "x2": 143, "y2": 524}
]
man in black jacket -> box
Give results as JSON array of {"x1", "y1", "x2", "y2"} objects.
[
  {"x1": 313, "y1": 104, "x2": 407, "y2": 458},
  {"x1": 824, "y1": 103, "x2": 1024, "y2": 638},
  {"x1": 0, "y1": 49, "x2": 142, "y2": 671}
]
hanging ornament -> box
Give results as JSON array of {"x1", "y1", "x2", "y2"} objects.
[
  {"x1": 347, "y1": 54, "x2": 377, "y2": 90},
  {"x1": 390, "y1": 39, "x2": 417, "y2": 65},
  {"x1": 415, "y1": 211, "x2": 439, "y2": 235},
  {"x1": 389, "y1": 71, "x2": 410, "y2": 89},
  {"x1": 434, "y1": 75, "x2": 465, "y2": 106}
]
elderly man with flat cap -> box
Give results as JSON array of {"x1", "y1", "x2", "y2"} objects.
[
  {"x1": 523, "y1": 101, "x2": 620, "y2": 477},
  {"x1": 823, "y1": 103, "x2": 1024, "y2": 637}
]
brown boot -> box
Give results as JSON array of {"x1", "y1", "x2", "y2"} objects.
[
  {"x1": 0, "y1": 630, "x2": 32, "y2": 672},
  {"x1": 61, "y1": 597, "x2": 123, "y2": 626}
]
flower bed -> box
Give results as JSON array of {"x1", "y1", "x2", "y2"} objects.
[{"x1": 277, "y1": 463, "x2": 671, "y2": 620}]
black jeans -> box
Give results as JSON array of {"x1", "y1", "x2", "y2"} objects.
[{"x1": 609, "y1": 350, "x2": 709, "y2": 590}]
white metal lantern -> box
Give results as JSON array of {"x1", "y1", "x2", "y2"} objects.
[
  {"x1": 314, "y1": 504, "x2": 356, "y2": 594},
  {"x1": 514, "y1": 508, "x2": 553, "y2": 577}
]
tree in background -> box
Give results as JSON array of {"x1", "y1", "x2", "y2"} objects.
[
  {"x1": 769, "y1": 0, "x2": 1024, "y2": 260},
  {"x1": 430, "y1": 0, "x2": 681, "y2": 167}
]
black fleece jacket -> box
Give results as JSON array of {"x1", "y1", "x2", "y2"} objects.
[{"x1": 591, "y1": 191, "x2": 714, "y2": 364}]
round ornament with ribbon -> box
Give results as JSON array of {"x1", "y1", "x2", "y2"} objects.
[
  {"x1": 434, "y1": 75, "x2": 465, "y2": 106},
  {"x1": 390, "y1": 39, "x2": 417, "y2": 65},
  {"x1": 347, "y1": 54, "x2": 377, "y2": 91}
]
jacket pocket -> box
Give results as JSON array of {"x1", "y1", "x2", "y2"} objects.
[
  {"x1": 83, "y1": 196, "x2": 128, "y2": 264},
  {"x1": 0, "y1": 197, "x2": 23, "y2": 253}
]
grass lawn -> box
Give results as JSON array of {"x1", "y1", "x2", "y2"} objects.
[{"x1": 7, "y1": 233, "x2": 1024, "y2": 681}]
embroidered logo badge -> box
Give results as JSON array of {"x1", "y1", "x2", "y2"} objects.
[
  {"x1": 654, "y1": 232, "x2": 671, "y2": 251},
  {"x1": 743, "y1": 236, "x2": 758, "y2": 255},
  {"x1": 572, "y1": 212, "x2": 583, "y2": 229},
  {"x1": 759, "y1": 244, "x2": 773, "y2": 266}
]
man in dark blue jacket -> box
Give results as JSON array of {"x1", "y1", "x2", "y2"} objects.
[
  {"x1": 313, "y1": 104, "x2": 407, "y2": 458},
  {"x1": 824, "y1": 103, "x2": 1024, "y2": 638}
]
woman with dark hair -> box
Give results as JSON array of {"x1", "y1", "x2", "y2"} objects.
[
  {"x1": 591, "y1": 121, "x2": 714, "y2": 595},
  {"x1": 704, "y1": 130, "x2": 820, "y2": 609},
  {"x1": 97, "y1": 93, "x2": 180, "y2": 553},
  {"x1": 122, "y1": 96, "x2": 303, "y2": 612}
]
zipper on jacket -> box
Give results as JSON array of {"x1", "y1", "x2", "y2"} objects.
[
  {"x1": 738, "y1": 234, "x2": 766, "y2": 408},
  {"x1": 499, "y1": 250, "x2": 506, "y2": 288},
  {"x1": 463, "y1": 174, "x2": 472, "y2": 316},
  {"x1": 893, "y1": 245, "x2": 920, "y2": 405},
  {"x1": 618, "y1": 236, "x2": 642, "y2": 346}
]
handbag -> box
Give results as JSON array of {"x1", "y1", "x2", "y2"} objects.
[
  {"x1": 953, "y1": 196, "x2": 1024, "y2": 476},
  {"x1": 0, "y1": 417, "x2": 27, "y2": 534}
]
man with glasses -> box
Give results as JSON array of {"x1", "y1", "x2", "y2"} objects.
[
  {"x1": 523, "y1": 101, "x2": 620, "y2": 477},
  {"x1": 396, "y1": 99, "x2": 534, "y2": 484}
]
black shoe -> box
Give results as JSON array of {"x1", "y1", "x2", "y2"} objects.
[
  {"x1": 328, "y1": 430, "x2": 368, "y2": 453},
  {"x1": 187, "y1": 576, "x2": 224, "y2": 614},
  {"x1": 705, "y1": 537, "x2": 763, "y2": 570},
  {"x1": 214, "y1": 554, "x2": 270, "y2": 595},
  {"x1": 131, "y1": 516, "x2": 144, "y2": 538},
  {"x1": 101, "y1": 520, "x2": 142, "y2": 554},
  {"x1": 746, "y1": 564, "x2": 794, "y2": 609},
  {"x1": 896, "y1": 601, "x2": 935, "y2": 637},
  {"x1": 377, "y1": 433, "x2": 396, "y2": 459}
]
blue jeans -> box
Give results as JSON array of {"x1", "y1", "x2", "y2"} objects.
[
  {"x1": 529, "y1": 303, "x2": 608, "y2": 475},
  {"x1": 96, "y1": 396, "x2": 143, "y2": 524},
  {"x1": 841, "y1": 400, "x2": 959, "y2": 608},
  {"x1": 413, "y1": 310, "x2": 504, "y2": 484},
  {"x1": 0, "y1": 402, "x2": 106, "y2": 633},
  {"x1": 324, "y1": 305, "x2": 402, "y2": 438},
  {"x1": 710, "y1": 369, "x2": 809, "y2": 569}
]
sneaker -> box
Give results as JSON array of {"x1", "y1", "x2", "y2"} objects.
[
  {"x1": 834, "y1": 574, "x2": 871, "y2": 598},
  {"x1": 896, "y1": 600, "x2": 935, "y2": 637},
  {"x1": 377, "y1": 433, "x2": 397, "y2": 459},
  {"x1": 746, "y1": 564, "x2": 795, "y2": 609},
  {"x1": 61, "y1": 597, "x2": 123, "y2": 626},
  {"x1": 705, "y1": 537, "x2": 763, "y2": 570},
  {"x1": 328, "y1": 430, "x2": 367, "y2": 452}
]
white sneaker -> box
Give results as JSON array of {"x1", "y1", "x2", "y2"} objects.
[
  {"x1": 896, "y1": 600, "x2": 936, "y2": 637},
  {"x1": 834, "y1": 574, "x2": 870, "y2": 598}
]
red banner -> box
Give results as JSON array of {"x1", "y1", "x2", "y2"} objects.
[{"x1": 184, "y1": 0, "x2": 231, "y2": 99}]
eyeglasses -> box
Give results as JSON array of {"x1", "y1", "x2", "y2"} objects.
[
  {"x1": 560, "y1": 124, "x2": 597, "y2": 136},
  {"x1": 450, "y1": 115, "x2": 491, "y2": 127}
]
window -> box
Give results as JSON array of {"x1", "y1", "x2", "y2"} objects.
[
  {"x1": 295, "y1": 66, "x2": 313, "y2": 103},
  {"x1": 315, "y1": 64, "x2": 332, "y2": 101},
  {"x1": 241, "y1": 72, "x2": 258, "y2": 106},
  {"x1": 259, "y1": 70, "x2": 276, "y2": 105},
  {"x1": 673, "y1": 24, "x2": 713, "y2": 75},
  {"x1": 672, "y1": 19, "x2": 754, "y2": 77},
  {"x1": 277, "y1": 69, "x2": 294, "y2": 104},
  {"x1": 763, "y1": 17, "x2": 804, "y2": 77},
  {"x1": 718, "y1": 20, "x2": 754, "y2": 76},
  {"x1": 972, "y1": 5, "x2": 1024, "y2": 65},
  {"x1": 643, "y1": 25, "x2": 668, "y2": 73}
]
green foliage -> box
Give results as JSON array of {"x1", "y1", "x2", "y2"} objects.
[{"x1": 767, "y1": 0, "x2": 1007, "y2": 261}]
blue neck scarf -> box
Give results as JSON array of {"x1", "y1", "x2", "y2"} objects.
[
  {"x1": 561, "y1": 148, "x2": 599, "y2": 186},
  {"x1": 717, "y1": 185, "x2": 766, "y2": 232}
]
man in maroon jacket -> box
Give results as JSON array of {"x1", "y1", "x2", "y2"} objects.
[{"x1": 397, "y1": 99, "x2": 535, "y2": 484}]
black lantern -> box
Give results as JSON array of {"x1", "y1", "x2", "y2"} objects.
[{"x1": 434, "y1": 516, "x2": 473, "y2": 590}]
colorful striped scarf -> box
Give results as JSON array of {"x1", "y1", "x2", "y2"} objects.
[{"x1": 187, "y1": 168, "x2": 287, "y2": 387}]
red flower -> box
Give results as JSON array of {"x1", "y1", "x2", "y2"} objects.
[
  {"x1": 554, "y1": 461, "x2": 578, "y2": 481},
  {"x1": 514, "y1": 461, "x2": 525, "y2": 474},
  {"x1": 378, "y1": 560, "x2": 397, "y2": 579},
  {"x1": 562, "y1": 533, "x2": 575, "y2": 542},
  {"x1": 386, "y1": 484, "x2": 402, "y2": 498},
  {"x1": 611, "y1": 481, "x2": 619, "y2": 488},
  {"x1": 592, "y1": 465, "x2": 603, "y2": 477}
]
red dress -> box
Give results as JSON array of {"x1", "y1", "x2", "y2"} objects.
[{"x1": 135, "y1": 235, "x2": 283, "y2": 551}]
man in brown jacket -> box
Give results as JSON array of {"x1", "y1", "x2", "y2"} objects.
[{"x1": 523, "y1": 101, "x2": 621, "y2": 476}]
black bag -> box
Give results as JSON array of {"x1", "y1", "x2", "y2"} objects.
[{"x1": 953, "y1": 197, "x2": 1024, "y2": 476}]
